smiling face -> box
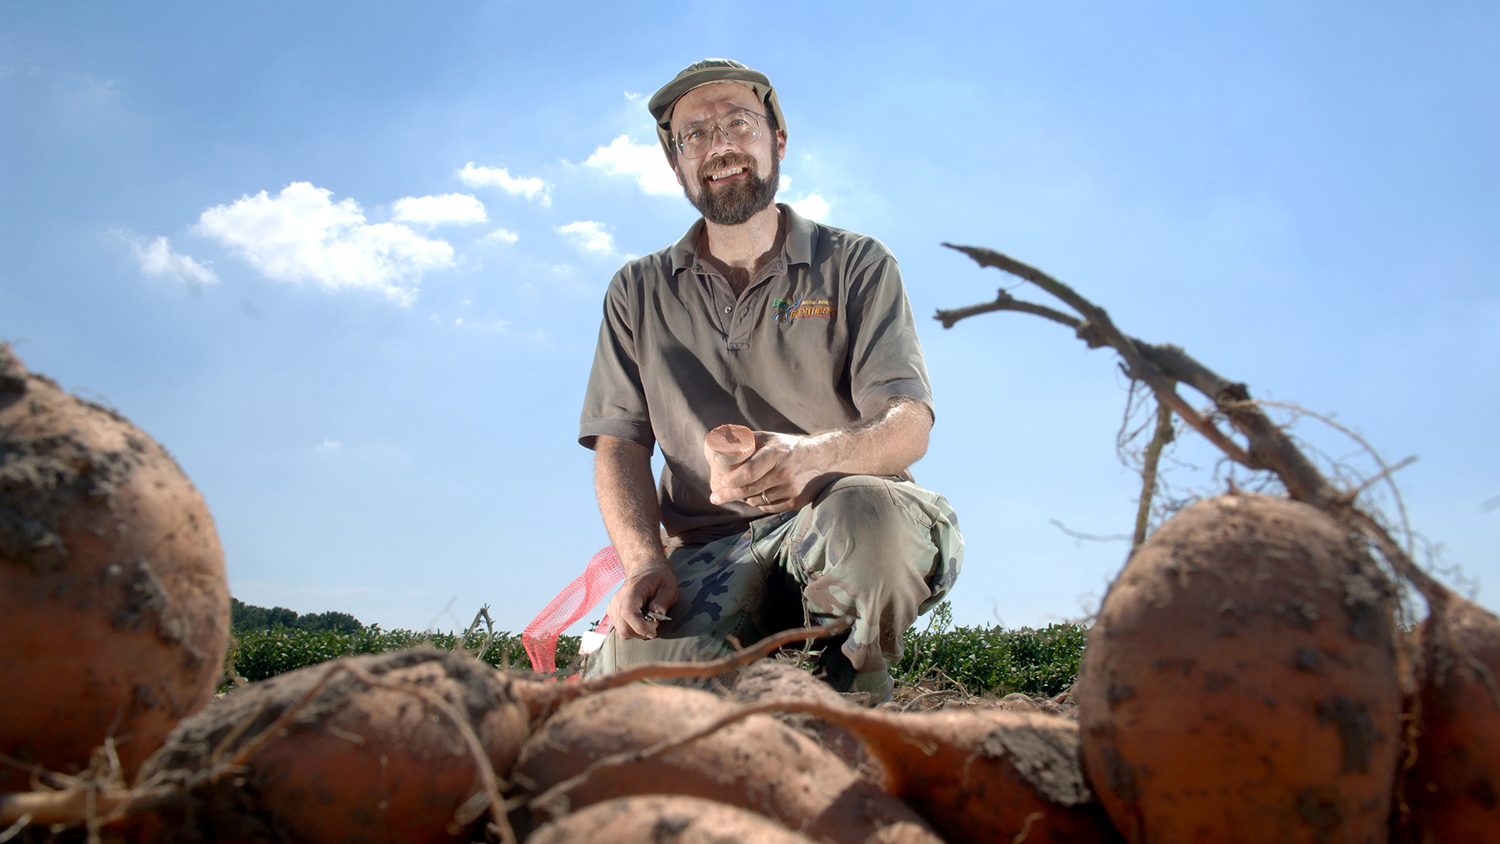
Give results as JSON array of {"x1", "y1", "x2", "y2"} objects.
[{"x1": 669, "y1": 82, "x2": 787, "y2": 225}]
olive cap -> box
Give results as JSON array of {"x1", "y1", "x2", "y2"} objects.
[{"x1": 648, "y1": 59, "x2": 787, "y2": 155}]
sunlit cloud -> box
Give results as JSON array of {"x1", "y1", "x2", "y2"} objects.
[
  {"x1": 775, "y1": 175, "x2": 831, "y2": 222},
  {"x1": 390, "y1": 193, "x2": 486, "y2": 227},
  {"x1": 480, "y1": 227, "x2": 519, "y2": 246},
  {"x1": 557, "y1": 220, "x2": 634, "y2": 260},
  {"x1": 457, "y1": 163, "x2": 552, "y2": 206},
  {"x1": 790, "y1": 193, "x2": 831, "y2": 222},
  {"x1": 121, "y1": 233, "x2": 219, "y2": 286},
  {"x1": 584, "y1": 135, "x2": 679, "y2": 196},
  {"x1": 196, "y1": 182, "x2": 454, "y2": 307}
]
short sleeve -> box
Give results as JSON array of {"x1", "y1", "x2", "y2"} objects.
[
  {"x1": 843, "y1": 243, "x2": 934, "y2": 419},
  {"x1": 578, "y1": 270, "x2": 656, "y2": 451}
]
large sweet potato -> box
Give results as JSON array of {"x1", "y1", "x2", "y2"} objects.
[
  {"x1": 0, "y1": 343, "x2": 229, "y2": 787},
  {"x1": 1077, "y1": 494, "x2": 1401, "y2": 843},
  {"x1": 686, "y1": 695, "x2": 1122, "y2": 844},
  {"x1": 127, "y1": 649, "x2": 535, "y2": 844}
]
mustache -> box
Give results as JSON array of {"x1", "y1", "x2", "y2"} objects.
[{"x1": 699, "y1": 152, "x2": 758, "y2": 183}]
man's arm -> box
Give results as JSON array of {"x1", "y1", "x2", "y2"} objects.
[
  {"x1": 594, "y1": 435, "x2": 678, "y2": 640},
  {"x1": 709, "y1": 396, "x2": 933, "y2": 514}
]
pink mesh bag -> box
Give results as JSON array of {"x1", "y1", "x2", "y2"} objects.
[{"x1": 522, "y1": 546, "x2": 624, "y2": 674}]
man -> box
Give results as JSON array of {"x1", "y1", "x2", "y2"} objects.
[{"x1": 578, "y1": 59, "x2": 962, "y2": 700}]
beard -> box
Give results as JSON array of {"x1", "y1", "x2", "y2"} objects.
[{"x1": 684, "y1": 151, "x2": 780, "y2": 226}]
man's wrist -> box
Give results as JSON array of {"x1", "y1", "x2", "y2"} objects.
[
  {"x1": 620, "y1": 548, "x2": 672, "y2": 578},
  {"x1": 801, "y1": 429, "x2": 845, "y2": 476}
]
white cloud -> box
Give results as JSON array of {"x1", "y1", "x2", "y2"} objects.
[
  {"x1": 390, "y1": 193, "x2": 487, "y2": 227},
  {"x1": 127, "y1": 235, "x2": 219, "y2": 286},
  {"x1": 778, "y1": 175, "x2": 832, "y2": 222},
  {"x1": 790, "y1": 193, "x2": 831, "y2": 222},
  {"x1": 481, "y1": 227, "x2": 519, "y2": 246},
  {"x1": 425, "y1": 311, "x2": 545, "y2": 341},
  {"x1": 457, "y1": 163, "x2": 552, "y2": 206},
  {"x1": 196, "y1": 182, "x2": 455, "y2": 307},
  {"x1": 557, "y1": 221, "x2": 633, "y2": 259},
  {"x1": 319, "y1": 439, "x2": 344, "y2": 450},
  {"x1": 624, "y1": 91, "x2": 641, "y2": 101},
  {"x1": 584, "y1": 135, "x2": 680, "y2": 197}
]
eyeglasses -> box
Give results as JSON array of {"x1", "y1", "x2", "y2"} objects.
[{"x1": 674, "y1": 109, "x2": 767, "y2": 159}]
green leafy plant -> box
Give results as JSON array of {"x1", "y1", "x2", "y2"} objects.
[{"x1": 892, "y1": 602, "x2": 1087, "y2": 697}]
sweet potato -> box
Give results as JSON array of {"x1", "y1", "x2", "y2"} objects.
[
  {"x1": 731, "y1": 661, "x2": 881, "y2": 784},
  {"x1": 665, "y1": 695, "x2": 1122, "y2": 844},
  {"x1": 704, "y1": 423, "x2": 755, "y2": 467},
  {"x1": 1399, "y1": 595, "x2": 1500, "y2": 843},
  {"x1": 526, "y1": 795, "x2": 821, "y2": 844},
  {"x1": 515, "y1": 683, "x2": 944, "y2": 844},
  {"x1": 704, "y1": 423, "x2": 756, "y2": 491},
  {"x1": 1077, "y1": 493, "x2": 1401, "y2": 843},
  {"x1": 126, "y1": 649, "x2": 533, "y2": 844},
  {"x1": 828, "y1": 706, "x2": 1120, "y2": 844},
  {"x1": 0, "y1": 343, "x2": 229, "y2": 787}
]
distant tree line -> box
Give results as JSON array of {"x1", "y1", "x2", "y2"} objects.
[{"x1": 230, "y1": 597, "x2": 363, "y2": 634}]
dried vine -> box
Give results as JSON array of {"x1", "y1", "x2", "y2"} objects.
[{"x1": 933, "y1": 243, "x2": 1449, "y2": 613}]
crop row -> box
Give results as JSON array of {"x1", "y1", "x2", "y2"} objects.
[{"x1": 222, "y1": 602, "x2": 1086, "y2": 697}]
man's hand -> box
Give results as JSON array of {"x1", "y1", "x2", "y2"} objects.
[
  {"x1": 706, "y1": 398, "x2": 933, "y2": 514},
  {"x1": 606, "y1": 560, "x2": 679, "y2": 640},
  {"x1": 709, "y1": 431, "x2": 837, "y2": 514}
]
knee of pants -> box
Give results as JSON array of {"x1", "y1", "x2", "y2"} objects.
[
  {"x1": 793, "y1": 475, "x2": 963, "y2": 615},
  {"x1": 795, "y1": 476, "x2": 940, "y2": 579}
]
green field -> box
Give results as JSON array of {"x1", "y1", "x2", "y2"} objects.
[{"x1": 224, "y1": 599, "x2": 1086, "y2": 697}]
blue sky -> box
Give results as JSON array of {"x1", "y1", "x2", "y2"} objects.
[{"x1": 3, "y1": 1, "x2": 1496, "y2": 635}]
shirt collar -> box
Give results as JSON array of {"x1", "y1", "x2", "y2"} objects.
[
  {"x1": 781, "y1": 203, "x2": 816, "y2": 267},
  {"x1": 668, "y1": 203, "x2": 817, "y2": 276}
]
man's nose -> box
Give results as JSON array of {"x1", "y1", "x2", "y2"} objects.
[{"x1": 706, "y1": 124, "x2": 738, "y2": 154}]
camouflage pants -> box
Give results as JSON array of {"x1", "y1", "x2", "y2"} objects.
[{"x1": 582, "y1": 476, "x2": 963, "y2": 700}]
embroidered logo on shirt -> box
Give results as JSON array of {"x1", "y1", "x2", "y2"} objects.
[{"x1": 772, "y1": 296, "x2": 835, "y2": 323}]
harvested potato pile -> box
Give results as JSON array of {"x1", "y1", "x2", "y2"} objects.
[{"x1": 515, "y1": 683, "x2": 943, "y2": 844}]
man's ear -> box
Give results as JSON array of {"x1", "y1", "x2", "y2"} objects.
[{"x1": 775, "y1": 129, "x2": 787, "y2": 162}]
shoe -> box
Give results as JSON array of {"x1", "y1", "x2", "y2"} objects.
[{"x1": 813, "y1": 631, "x2": 856, "y2": 692}]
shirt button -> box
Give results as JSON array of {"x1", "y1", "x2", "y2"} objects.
[{"x1": 723, "y1": 306, "x2": 732, "y2": 314}]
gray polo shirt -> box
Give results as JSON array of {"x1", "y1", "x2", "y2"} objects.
[{"x1": 579, "y1": 204, "x2": 933, "y2": 545}]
